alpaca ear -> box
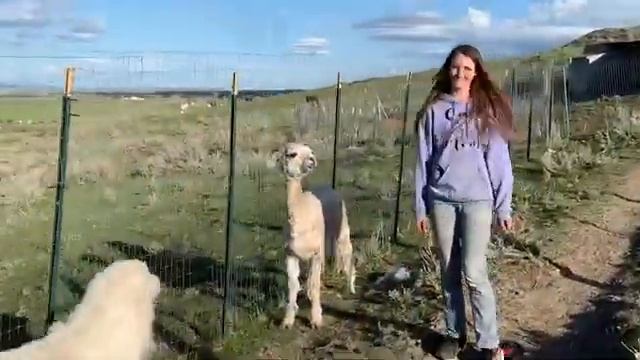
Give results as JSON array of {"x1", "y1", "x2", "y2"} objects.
[
  {"x1": 266, "y1": 147, "x2": 282, "y2": 169},
  {"x1": 303, "y1": 153, "x2": 317, "y2": 171},
  {"x1": 307, "y1": 154, "x2": 317, "y2": 168}
]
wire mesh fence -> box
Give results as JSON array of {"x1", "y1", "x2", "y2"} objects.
[
  {"x1": 50, "y1": 65, "x2": 234, "y2": 358},
  {"x1": 331, "y1": 76, "x2": 406, "y2": 254},
  {"x1": 0, "y1": 56, "x2": 71, "y2": 350},
  {"x1": 502, "y1": 61, "x2": 571, "y2": 160},
  {"x1": 566, "y1": 51, "x2": 640, "y2": 138},
  {"x1": 0, "y1": 52, "x2": 316, "y2": 358},
  {"x1": 567, "y1": 50, "x2": 640, "y2": 103},
  {"x1": 1, "y1": 48, "x2": 640, "y2": 357}
]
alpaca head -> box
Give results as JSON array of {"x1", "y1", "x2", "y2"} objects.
[{"x1": 274, "y1": 142, "x2": 317, "y2": 179}]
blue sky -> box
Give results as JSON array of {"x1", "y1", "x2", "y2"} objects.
[{"x1": 0, "y1": 0, "x2": 638, "y2": 90}]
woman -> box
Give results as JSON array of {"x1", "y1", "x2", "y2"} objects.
[{"x1": 414, "y1": 44, "x2": 514, "y2": 360}]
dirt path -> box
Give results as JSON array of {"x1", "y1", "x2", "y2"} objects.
[
  {"x1": 254, "y1": 164, "x2": 640, "y2": 360},
  {"x1": 494, "y1": 165, "x2": 640, "y2": 358}
]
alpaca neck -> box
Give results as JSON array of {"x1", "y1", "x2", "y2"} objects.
[
  {"x1": 287, "y1": 179, "x2": 305, "y2": 232},
  {"x1": 286, "y1": 178, "x2": 303, "y2": 208}
]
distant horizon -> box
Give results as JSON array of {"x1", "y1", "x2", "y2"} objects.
[
  {"x1": 2, "y1": 0, "x2": 637, "y2": 89},
  {"x1": 0, "y1": 46, "x2": 543, "y2": 94},
  {"x1": 0, "y1": 80, "x2": 320, "y2": 94},
  {"x1": 0, "y1": 57, "x2": 420, "y2": 93}
]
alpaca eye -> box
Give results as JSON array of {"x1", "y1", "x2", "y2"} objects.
[{"x1": 286, "y1": 152, "x2": 297, "y2": 158}]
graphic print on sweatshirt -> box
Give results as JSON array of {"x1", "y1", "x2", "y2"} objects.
[
  {"x1": 415, "y1": 94, "x2": 514, "y2": 221},
  {"x1": 428, "y1": 99, "x2": 495, "y2": 204}
]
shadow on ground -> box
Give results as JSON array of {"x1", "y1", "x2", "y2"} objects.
[
  {"x1": 77, "y1": 241, "x2": 286, "y2": 312},
  {"x1": 316, "y1": 252, "x2": 496, "y2": 360},
  {"x1": 65, "y1": 240, "x2": 288, "y2": 359},
  {"x1": 521, "y1": 225, "x2": 640, "y2": 359},
  {"x1": 316, "y1": 221, "x2": 640, "y2": 360},
  {"x1": 541, "y1": 256, "x2": 615, "y2": 290},
  {"x1": 0, "y1": 313, "x2": 33, "y2": 351},
  {"x1": 0, "y1": 303, "x2": 222, "y2": 359}
]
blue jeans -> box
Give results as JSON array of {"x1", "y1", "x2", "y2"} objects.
[{"x1": 429, "y1": 199, "x2": 499, "y2": 349}]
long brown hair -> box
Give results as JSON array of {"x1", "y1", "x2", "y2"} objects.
[{"x1": 414, "y1": 44, "x2": 514, "y2": 139}]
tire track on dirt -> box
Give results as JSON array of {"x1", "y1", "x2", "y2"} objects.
[
  {"x1": 496, "y1": 165, "x2": 640, "y2": 358},
  {"x1": 257, "y1": 165, "x2": 640, "y2": 360}
]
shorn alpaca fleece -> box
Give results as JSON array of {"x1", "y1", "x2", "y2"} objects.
[{"x1": 415, "y1": 93, "x2": 513, "y2": 223}]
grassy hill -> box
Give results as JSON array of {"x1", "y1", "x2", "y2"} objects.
[
  {"x1": 566, "y1": 24, "x2": 640, "y2": 47},
  {"x1": 523, "y1": 24, "x2": 640, "y2": 63},
  {"x1": 257, "y1": 25, "x2": 640, "y2": 109}
]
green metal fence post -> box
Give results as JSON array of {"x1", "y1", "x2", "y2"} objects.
[
  {"x1": 221, "y1": 72, "x2": 238, "y2": 339},
  {"x1": 331, "y1": 72, "x2": 342, "y2": 189},
  {"x1": 562, "y1": 65, "x2": 571, "y2": 138},
  {"x1": 526, "y1": 97, "x2": 534, "y2": 162},
  {"x1": 46, "y1": 67, "x2": 76, "y2": 328},
  {"x1": 392, "y1": 72, "x2": 412, "y2": 244}
]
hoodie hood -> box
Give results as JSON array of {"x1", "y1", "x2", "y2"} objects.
[{"x1": 437, "y1": 93, "x2": 469, "y2": 103}]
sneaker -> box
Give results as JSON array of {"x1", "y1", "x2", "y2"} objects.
[
  {"x1": 481, "y1": 348, "x2": 504, "y2": 360},
  {"x1": 435, "y1": 336, "x2": 462, "y2": 360},
  {"x1": 499, "y1": 340, "x2": 525, "y2": 359}
]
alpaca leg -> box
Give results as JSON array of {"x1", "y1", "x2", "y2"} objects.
[
  {"x1": 307, "y1": 253, "x2": 323, "y2": 328},
  {"x1": 337, "y1": 237, "x2": 356, "y2": 294},
  {"x1": 344, "y1": 243, "x2": 356, "y2": 294},
  {"x1": 282, "y1": 255, "x2": 300, "y2": 328},
  {"x1": 337, "y1": 203, "x2": 356, "y2": 294}
]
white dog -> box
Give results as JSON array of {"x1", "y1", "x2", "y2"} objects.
[{"x1": 0, "y1": 259, "x2": 162, "y2": 360}]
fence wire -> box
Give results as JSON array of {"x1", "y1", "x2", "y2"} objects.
[
  {"x1": 503, "y1": 62, "x2": 571, "y2": 159},
  {"x1": 0, "y1": 56, "x2": 65, "y2": 348},
  {"x1": 566, "y1": 52, "x2": 640, "y2": 137},
  {"x1": 0, "y1": 53, "x2": 314, "y2": 359},
  {"x1": 53, "y1": 78, "x2": 228, "y2": 358},
  {"x1": 332, "y1": 78, "x2": 407, "y2": 259},
  {"x1": 2, "y1": 48, "x2": 640, "y2": 357}
]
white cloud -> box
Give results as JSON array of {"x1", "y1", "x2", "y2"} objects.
[
  {"x1": 291, "y1": 37, "x2": 330, "y2": 55},
  {"x1": 467, "y1": 7, "x2": 491, "y2": 29},
  {"x1": 529, "y1": 0, "x2": 588, "y2": 23},
  {"x1": 354, "y1": 0, "x2": 640, "y2": 57},
  {"x1": 56, "y1": 18, "x2": 106, "y2": 42},
  {"x1": 0, "y1": 0, "x2": 50, "y2": 27},
  {"x1": 0, "y1": 0, "x2": 104, "y2": 45},
  {"x1": 353, "y1": 11, "x2": 444, "y2": 30},
  {"x1": 353, "y1": 12, "x2": 453, "y2": 42},
  {"x1": 526, "y1": 0, "x2": 637, "y2": 27}
]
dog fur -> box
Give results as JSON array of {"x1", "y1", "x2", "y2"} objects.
[{"x1": 0, "y1": 259, "x2": 161, "y2": 360}]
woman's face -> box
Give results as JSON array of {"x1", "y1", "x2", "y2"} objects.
[{"x1": 449, "y1": 53, "x2": 476, "y2": 93}]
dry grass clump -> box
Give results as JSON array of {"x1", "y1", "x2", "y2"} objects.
[{"x1": 125, "y1": 134, "x2": 226, "y2": 178}]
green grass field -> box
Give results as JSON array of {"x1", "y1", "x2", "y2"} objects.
[
  {"x1": 0, "y1": 54, "x2": 639, "y2": 359},
  {"x1": 0, "y1": 85, "x2": 435, "y2": 358}
]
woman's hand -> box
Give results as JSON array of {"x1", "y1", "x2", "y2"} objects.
[{"x1": 499, "y1": 217, "x2": 513, "y2": 232}]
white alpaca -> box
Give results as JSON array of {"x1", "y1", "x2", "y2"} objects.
[
  {"x1": 0, "y1": 259, "x2": 161, "y2": 360},
  {"x1": 179, "y1": 102, "x2": 189, "y2": 114},
  {"x1": 274, "y1": 142, "x2": 355, "y2": 329}
]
